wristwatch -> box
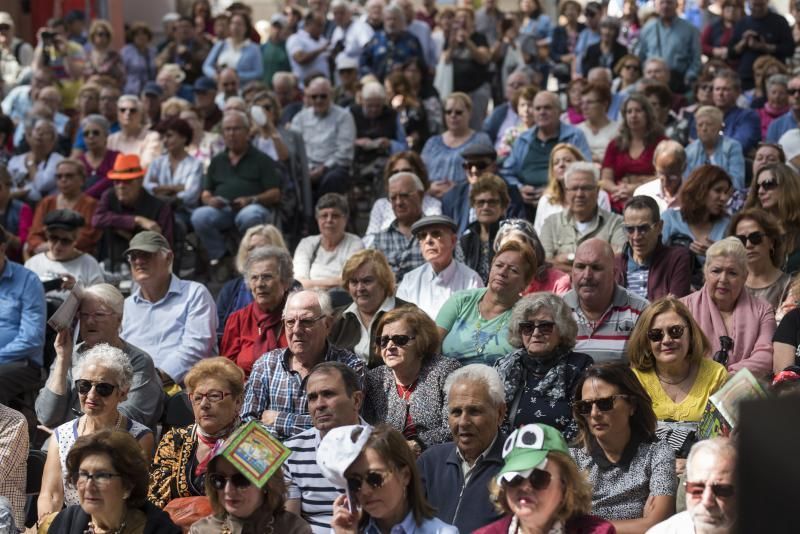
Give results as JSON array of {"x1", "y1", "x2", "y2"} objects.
[{"x1": 567, "y1": 252, "x2": 575, "y2": 263}]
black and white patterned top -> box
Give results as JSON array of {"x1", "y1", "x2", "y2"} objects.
[{"x1": 570, "y1": 433, "x2": 677, "y2": 520}]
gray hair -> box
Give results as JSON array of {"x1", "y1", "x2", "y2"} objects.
[
  {"x1": 686, "y1": 437, "x2": 737, "y2": 479},
  {"x1": 117, "y1": 94, "x2": 142, "y2": 112},
  {"x1": 285, "y1": 288, "x2": 334, "y2": 317},
  {"x1": 331, "y1": 0, "x2": 352, "y2": 11},
  {"x1": 315, "y1": 192, "x2": 350, "y2": 218},
  {"x1": 507, "y1": 293, "x2": 578, "y2": 349},
  {"x1": 599, "y1": 16, "x2": 620, "y2": 34},
  {"x1": 644, "y1": 57, "x2": 668, "y2": 70},
  {"x1": 81, "y1": 114, "x2": 110, "y2": 134},
  {"x1": 388, "y1": 171, "x2": 424, "y2": 192},
  {"x1": 653, "y1": 139, "x2": 686, "y2": 170},
  {"x1": 766, "y1": 73, "x2": 790, "y2": 92},
  {"x1": 694, "y1": 105, "x2": 724, "y2": 125},
  {"x1": 75, "y1": 343, "x2": 134, "y2": 391},
  {"x1": 564, "y1": 161, "x2": 599, "y2": 187},
  {"x1": 508, "y1": 66, "x2": 535, "y2": 85},
  {"x1": 272, "y1": 71, "x2": 297, "y2": 89},
  {"x1": 492, "y1": 219, "x2": 547, "y2": 279},
  {"x1": 81, "y1": 283, "x2": 124, "y2": 316},
  {"x1": 714, "y1": 69, "x2": 742, "y2": 93},
  {"x1": 444, "y1": 364, "x2": 505, "y2": 408},
  {"x1": 705, "y1": 236, "x2": 747, "y2": 275},
  {"x1": 32, "y1": 118, "x2": 57, "y2": 138},
  {"x1": 361, "y1": 81, "x2": 386, "y2": 101},
  {"x1": 223, "y1": 109, "x2": 251, "y2": 129},
  {"x1": 384, "y1": 3, "x2": 406, "y2": 24},
  {"x1": 244, "y1": 245, "x2": 294, "y2": 287}
]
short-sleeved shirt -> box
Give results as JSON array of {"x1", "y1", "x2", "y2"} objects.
[
  {"x1": 774, "y1": 307, "x2": 800, "y2": 365},
  {"x1": 452, "y1": 32, "x2": 490, "y2": 93},
  {"x1": 436, "y1": 288, "x2": 514, "y2": 366},
  {"x1": 203, "y1": 145, "x2": 281, "y2": 201},
  {"x1": 602, "y1": 137, "x2": 665, "y2": 212}
]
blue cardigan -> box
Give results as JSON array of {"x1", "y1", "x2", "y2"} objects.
[
  {"x1": 685, "y1": 135, "x2": 745, "y2": 191},
  {"x1": 202, "y1": 40, "x2": 264, "y2": 83}
]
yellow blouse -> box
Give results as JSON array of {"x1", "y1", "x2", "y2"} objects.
[{"x1": 632, "y1": 358, "x2": 729, "y2": 422}]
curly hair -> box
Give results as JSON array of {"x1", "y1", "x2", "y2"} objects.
[
  {"x1": 184, "y1": 357, "x2": 246, "y2": 400},
  {"x1": 507, "y1": 292, "x2": 578, "y2": 350},
  {"x1": 342, "y1": 249, "x2": 397, "y2": 298}
]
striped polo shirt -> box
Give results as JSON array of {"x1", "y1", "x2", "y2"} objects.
[{"x1": 563, "y1": 286, "x2": 649, "y2": 364}]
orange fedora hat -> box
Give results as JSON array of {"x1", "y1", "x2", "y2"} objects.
[{"x1": 107, "y1": 153, "x2": 146, "y2": 180}]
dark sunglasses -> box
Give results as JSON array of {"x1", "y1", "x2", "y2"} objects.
[
  {"x1": 735, "y1": 231, "x2": 765, "y2": 246},
  {"x1": 47, "y1": 235, "x2": 75, "y2": 246},
  {"x1": 788, "y1": 88, "x2": 800, "y2": 96},
  {"x1": 502, "y1": 468, "x2": 552, "y2": 491},
  {"x1": 75, "y1": 379, "x2": 117, "y2": 397},
  {"x1": 378, "y1": 335, "x2": 416, "y2": 348},
  {"x1": 518, "y1": 320, "x2": 555, "y2": 336},
  {"x1": 84, "y1": 129, "x2": 103, "y2": 137},
  {"x1": 573, "y1": 395, "x2": 628, "y2": 415},
  {"x1": 647, "y1": 324, "x2": 686, "y2": 343},
  {"x1": 462, "y1": 160, "x2": 492, "y2": 171},
  {"x1": 209, "y1": 472, "x2": 252, "y2": 490},
  {"x1": 623, "y1": 223, "x2": 655, "y2": 235},
  {"x1": 346, "y1": 470, "x2": 392, "y2": 493},
  {"x1": 757, "y1": 179, "x2": 778, "y2": 191},
  {"x1": 445, "y1": 108, "x2": 464, "y2": 116},
  {"x1": 309, "y1": 94, "x2": 328, "y2": 101},
  {"x1": 685, "y1": 481, "x2": 735, "y2": 498}
]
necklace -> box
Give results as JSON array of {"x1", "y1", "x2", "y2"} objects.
[
  {"x1": 656, "y1": 364, "x2": 693, "y2": 386},
  {"x1": 86, "y1": 510, "x2": 126, "y2": 534},
  {"x1": 79, "y1": 411, "x2": 122, "y2": 436},
  {"x1": 472, "y1": 316, "x2": 506, "y2": 357},
  {"x1": 396, "y1": 379, "x2": 418, "y2": 406}
]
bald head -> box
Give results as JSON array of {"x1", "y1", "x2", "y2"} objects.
[
  {"x1": 587, "y1": 67, "x2": 612, "y2": 86},
  {"x1": 573, "y1": 239, "x2": 616, "y2": 311}
]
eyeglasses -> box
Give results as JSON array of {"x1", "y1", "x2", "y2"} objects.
[
  {"x1": 73, "y1": 471, "x2": 122, "y2": 487},
  {"x1": 119, "y1": 107, "x2": 138, "y2": 114},
  {"x1": 502, "y1": 468, "x2": 553, "y2": 491},
  {"x1": 685, "y1": 481, "x2": 735, "y2": 499},
  {"x1": 699, "y1": 84, "x2": 713, "y2": 91},
  {"x1": 736, "y1": 231, "x2": 765, "y2": 246},
  {"x1": 79, "y1": 310, "x2": 116, "y2": 321},
  {"x1": 378, "y1": 334, "x2": 416, "y2": 348},
  {"x1": 190, "y1": 390, "x2": 231, "y2": 404},
  {"x1": 309, "y1": 94, "x2": 328, "y2": 101},
  {"x1": 623, "y1": 223, "x2": 655, "y2": 235},
  {"x1": 445, "y1": 108, "x2": 465, "y2": 116},
  {"x1": 573, "y1": 395, "x2": 628, "y2": 415},
  {"x1": 346, "y1": 470, "x2": 393, "y2": 493},
  {"x1": 565, "y1": 185, "x2": 596, "y2": 193},
  {"x1": 788, "y1": 88, "x2": 800, "y2": 95},
  {"x1": 75, "y1": 379, "x2": 117, "y2": 397},
  {"x1": 209, "y1": 472, "x2": 252, "y2": 490},
  {"x1": 284, "y1": 315, "x2": 324, "y2": 330},
  {"x1": 55, "y1": 172, "x2": 78, "y2": 179},
  {"x1": 518, "y1": 320, "x2": 555, "y2": 336},
  {"x1": 47, "y1": 235, "x2": 75, "y2": 245},
  {"x1": 84, "y1": 129, "x2": 103, "y2": 137},
  {"x1": 757, "y1": 179, "x2": 778, "y2": 191},
  {"x1": 474, "y1": 198, "x2": 501, "y2": 208},
  {"x1": 462, "y1": 160, "x2": 492, "y2": 171},
  {"x1": 416, "y1": 229, "x2": 448, "y2": 241},
  {"x1": 126, "y1": 250, "x2": 155, "y2": 263},
  {"x1": 622, "y1": 64, "x2": 639, "y2": 71},
  {"x1": 647, "y1": 324, "x2": 686, "y2": 343}
]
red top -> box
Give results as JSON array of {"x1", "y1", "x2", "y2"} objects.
[
  {"x1": 524, "y1": 267, "x2": 572, "y2": 296},
  {"x1": 602, "y1": 137, "x2": 665, "y2": 213},
  {"x1": 220, "y1": 301, "x2": 288, "y2": 377},
  {"x1": 473, "y1": 514, "x2": 616, "y2": 534}
]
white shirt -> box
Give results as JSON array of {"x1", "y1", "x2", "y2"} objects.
[
  {"x1": 396, "y1": 260, "x2": 483, "y2": 319},
  {"x1": 533, "y1": 191, "x2": 613, "y2": 234},
  {"x1": 578, "y1": 120, "x2": 620, "y2": 162},
  {"x1": 286, "y1": 29, "x2": 330, "y2": 85},
  {"x1": 292, "y1": 233, "x2": 364, "y2": 281},
  {"x1": 25, "y1": 252, "x2": 104, "y2": 300},
  {"x1": 343, "y1": 296, "x2": 396, "y2": 361},
  {"x1": 634, "y1": 179, "x2": 679, "y2": 214},
  {"x1": 645, "y1": 510, "x2": 696, "y2": 533}
]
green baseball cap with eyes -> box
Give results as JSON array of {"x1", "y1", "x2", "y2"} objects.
[{"x1": 497, "y1": 424, "x2": 570, "y2": 483}]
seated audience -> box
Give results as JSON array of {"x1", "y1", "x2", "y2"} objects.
[
  {"x1": 773, "y1": 306, "x2": 800, "y2": 372},
  {"x1": 77, "y1": 114, "x2": 119, "y2": 200},
  {"x1": 612, "y1": 54, "x2": 642, "y2": 96},
  {"x1": 437, "y1": 240, "x2": 536, "y2": 366},
  {"x1": 201, "y1": 12, "x2": 263, "y2": 84},
  {"x1": 8, "y1": 117, "x2": 62, "y2": 203},
  {"x1": 495, "y1": 293, "x2": 593, "y2": 440},
  {"x1": 0, "y1": 404, "x2": 27, "y2": 530},
  {"x1": 106, "y1": 95, "x2": 161, "y2": 168},
  {"x1": 759, "y1": 74, "x2": 790, "y2": 138},
  {"x1": 633, "y1": 140, "x2": 685, "y2": 214},
  {"x1": 582, "y1": 16, "x2": 627, "y2": 77},
  {"x1": 615, "y1": 196, "x2": 692, "y2": 301},
  {"x1": 83, "y1": 20, "x2": 125, "y2": 81},
  {"x1": 385, "y1": 71, "x2": 430, "y2": 151},
  {"x1": 460, "y1": 174, "x2": 511, "y2": 284},
  {"x1": 577, "y1": 83, "x2": 620, "y2": 163},
  {"x1": 685, "y1": 106, "x2": 745, "y2": 192},
  {"x1": 49, "y1": 431, "x2": 179, "y2": 534},
  {"x1": 766, "y1": 74, "x2": 800, "y2": 143},
  {"x1": 476, "y1": 423, "x2": 616, "y2": 534},
  {"x1": 144, "y1": 117, "x2": 204, "y2": 212},
  {"x1": 359, "y1": 4, "x2": 424, "y2": 82},
  {"x1": 294, "y1": 193, "x2": 364, "y2": 290},
  {"x1": 352, "y1": 81, "x2": 407, "y2": 167},
  {"x1": 564, "y1": 239, "x2": 649, "y2": 363},
  {"x1": 181, "y1": 107, "x2": 224, "y2": 171},
  {"x1": 221, "y1": 246, "x2": 293, "y2": 377},
  {"x1": 681, "y1": 237, "x2": 776, "y2": 378},
  {"x1": 122, "y1": 21, "x2": 158, "y2": 96},
  {"x1": 570, "y1": 363, "x2": 677, "y2": 531},
  {"x1": 364, "y1": 307, "x2": 461, "y2": 453},
  {"x1": 483, "y1": 68, "x2": 534, "y2": 149},
  {"x1": 38, "y1": 344, "x2": 155, "y2": 518},
  {"x1": 0, "y1": 168, "x2": 32, "y2": 262},
  {"x1": 495, "y1": 85, "x2": 537, "y2": 160},
  {"x1": 494, "y1": 219, "x2": 571, "y2": 295},
  {"x1": 706, "y1": 69, "x2": 761, "y2": 155}
]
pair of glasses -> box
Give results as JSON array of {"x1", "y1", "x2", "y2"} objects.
[
  {"x1": 378, "y1": 335, "x2": 416, "y2": 348},
  {"x1": 73, "y1": 471, "x2": 122, "y2": 487},
  {"x1": 685, "y1": 481, "x2": 735, "y2": 498},
  {"x1": 502, "y1": 468, "x2": 552, "y2": 491},
  {"x1": 623, "y1": 223, "x2": 654, "y2": 235},
  {"x1": 190, "y1": 390, "x2": 231, "y2": 404},
  {"x1": 416, "y1": 229, "x2": 448, "y2": 241},
  {"x1": 475, "y1": 198, "x2": 501, "y2": 208},
  {"x1": 126, "y1": 250, "x2": 155, "y2": 263},
  {"x1": 573, "y1": 395, "x2": 628, "y2": 415},
  {"x1": 346, "y1": 470, "x2": 392, "y2": 493},
  {"x1": 757, "y1": 179, "x2": 778, "y2": 191},
  {"x1": 789, "y1": 88, "x2": 800, "y2": 96},
  {"x1": 79, "y1": 310, "x2": 115, "y2": 321},
  {"x1": 647, "y1": 324, "x2": 686, "y2": 343},
  {"x1": 309, "y1": 94, "x2": 328, "y2": 101},
  {"x1": 75, "y1": 379, "x2": 117, "y2": 397},
  {"x1": 445, "y1": 108, "x2": 464, "y2": 116},
  {"x1": 209, "y1": 472, "x2": 252, "y2": 490},
  {"x1": 285, "y1": 315, "x2": 323, "y2": 330},
  {"x1": 47, "y1": 235, "x2": 75, "y2": 245},
  {"x1": 518, "y1": 320, "x2": 555, "y2": 336},
  {"x1": 84, "y1": 130, "x2": 103, "y2": 138},
  {"x1": 699, "y1": 84, "x2": 713, "y2": 91},
  {"x1": 736, "y1": 231, "x2": 765, "y2": 246},
  {"x1": 119, "y1": 107, "x2": 138, "y2": 114},
  {"x1": 462, "y1": 160, "x2": 491, "y2": 171}
]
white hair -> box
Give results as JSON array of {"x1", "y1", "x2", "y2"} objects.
[
  {"x1": 686, "y1": 437, "x2": 737, "y2": 479},
  {"x1": 285, "y1": 289, "x2": 334, "y2": 317},
  {"x1": 388, "y1": 172, "x2": 424, "y2": 192},
  {"x1": 361, "y1": 81, "x2": 386, "y2": 101},
  {"x1": 117, "y1": 94, "x2": 142, "y2": 111},
  {"x1": 384, "y1": 3, "x2": 406, "y2": 24},
  {"x1": 81, "y1": 283, "x2": 125, "y2": 316},
  {"x1": 75, "y1": 343, "x2": 134, "y2": 391},
  {"x1": 223, "y1": 109, "x2": 251, "y2": 129},
  {"x1": 444, "y1": 364, "x2": 506, "y2": 408},
  {"x1": 564, "y1": 161, "x2": 599, "y2": 187}
]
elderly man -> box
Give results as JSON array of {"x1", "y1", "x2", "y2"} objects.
[
  {"x1": 0, "y1": 404, "x2": 27, "y2": 530},
  {"x1": 121, "y1": 231, "x2": 217, "y2": 387},
  {"x1": 191, "y1": 110, "x2": 282, "y2": 263},
  {"x1": 766, "y1": 74, "x2": 800, "y2": 142},
  {"x1": 563, "y1": 238, "x2": 648, "y2": 363},
  {"x1": 214, "y1": 67, "x2": 241, "y2": 108},
  {"x1": 647, "y1": 438, "x2": 737, "y2": 534},
  {"x1": 540, "y1": 161, "x2": 626, "y2": 273},
  {"x1": 273, "y1": 72, "x2": 303, "y2": 125},
  {"x1": 500, "y1": 91, "x2": 591, "y2": 212},
  {"x1": 614, "y1": 196, "x2": 691, "y2": 301},
  {"x1": 290, "y1": 77, "x2": 356, "y2": 199},
  {"x1": 483, "y1": 67, "x2": 534, "y2": 147},
  {"x1": 397, "y1": 215, "x2": 482, "y2": 318},
  {"x1": 703, "y1": 70, "x2": 760, "y2": 154},
  {"x1": 0, "y1": 224, "x2": 45, "y2": 406},
  {"x1": 241, "y1": 289, "x2": 365, "y2": 439},
  {"x1": 360, "y1": 4, "x2": 424, "y2": 81},
  {"x1": 287, "y1": 11, "x2": 330, "y2": 84},
  {"x1": 638, "y1": 0, "x2": 701, "y2": 93},
  {"x1": 352, "y1": 81, "x2": 407, "y2": 164},
  {"x1": 634, "y1": 139, "x2": 685, "y2": 213},
  {"x1": 284, "y1": 362, "x2": 365, "y2": 533},
  {"x1": 396, "y1": 0, "x2": 437, "y2": 70},
  {"x1": 418, "y1": 364, "x2": 507, "y2": 533},
  {"x1": 331, "y1": 0, "x2": 380, "y2": 60}
]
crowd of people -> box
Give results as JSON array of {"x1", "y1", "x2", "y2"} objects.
[{"x1": 2, "y1": 0, "x2": 800, "y2": 532}]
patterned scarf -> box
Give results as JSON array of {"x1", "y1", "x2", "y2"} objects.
[{"x1": 194, "y1": 417, "x2": 241, "y2": 476}]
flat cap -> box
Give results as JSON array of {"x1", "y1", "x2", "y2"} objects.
[
  {"x1": 462, "y1": 140, "x2": 497, "y2": 161},
  {"x1": 411, "y1": 215, "x2": 458, "y2": 236}
]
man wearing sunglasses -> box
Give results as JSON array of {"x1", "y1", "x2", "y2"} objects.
[{"x1": 648, "y1": 438, "x2": 737, "y2": 534}]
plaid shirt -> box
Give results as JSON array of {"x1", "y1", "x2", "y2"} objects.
[
  {"x1": 371, "y1": 220, "x2": 425, "y2": 283},
  {"x1": 359, "y1": 30, "x2": 424, "y2": 80},
  {"x1": 240, "y1": 344, "x2": 365, "y2": 439},
  {"x1": 0, "y1": 404, "x2": 28, "y2": 527}
]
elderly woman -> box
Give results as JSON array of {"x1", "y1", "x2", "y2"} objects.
[
  {"x1": 460, "y1": 174, "x2": 510, "y2": 284},
  {"x1": 322, "y1": 424, "x2": 458, "y2": 534},
  {"x1": 570, "y1": 363, "x2": 677, "y2": 532},
  {"x1": 294, "y1": 193, "x2": 364, "y2": 290},
  {"x1": 685, "y1": 106, "x2": 745, "y2": 192},
  {"x1": 149, "y1": 358, "x2": 245, "y2": 508},
  {"x1": 420, "y1": 92, "x2": 493, "y2": 199},
  {"x1": 38, "y1": 344, "x2": 155, "y2": 518},
  {"x1": 144, "y1": 117, "x2": 204, "y2": 210},
  {"x1": 475, "y1": 424, "x2": 615, "y2": 534},
  {"x1": 752, "y1": 143, "x2": 785, "y2": 178},
  {"x1": 681, "y1": 237, "x2": 777, "y2": 378},
  {"x1": 121, "y1": 22, "x2": 157, "y2": 96},
  {"x1": 84, "y1": 20, "x2": 126, "y2": 83},
  {"x1": 758, "y1": 74, "x2": 790, "y2": 137},
  {"x1": 363, "y1": 308, "x2": 461, "y2": 453},
  {"x1": 45, "y1": 431, "x2": 179, "y2": 533},
  {"x1": 202, "y1": 12, "x2": 263, "y2": 84},
  {"x1": 7, "y1": 118, "x2": 62, "y2": 203},
  {"x1": 437, "y1": 240, "x2": 537, "y2": 365},
  {"x1": 78, "y1": 114, "x2": 119, "y2": 199},
  {"x1": 107, "y1": 95, "x2": 161, "y2": 168},
  {"x1": 611, "y1": 54, "x2": 641, "y2": 96},
  {"x1": 494, "y1": 293, "x2": 593, "y2": 440},
  {"x1": 578, "y1": 83, "x2": 619, "y2": 164},
  {"x1": 221, "y1": 246, "x2": 293, "y2": 377},
  {"x1": 156, "y1": 64, "x2": 190, "y2": 101},
  {"x1": 728, "y1": 208, "x2": 792, "y2": 309},
  {"x1": 496, "y1": 85, "x2": 537, "y2": 159}
]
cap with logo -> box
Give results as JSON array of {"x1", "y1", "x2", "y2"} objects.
[{"x1": 497, "y1": 423, "x2": 569, "y2": 484}]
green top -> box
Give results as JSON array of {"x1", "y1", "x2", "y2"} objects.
[
  {"x1": 261, "y1": 41, "x2": 291, "y2": 88},
  {"x1": 519, "y1": 136, "x2": 556, "y2": 187},
  {"x1": 203, "y1": 145, "x2": 281, "y2": 200}
]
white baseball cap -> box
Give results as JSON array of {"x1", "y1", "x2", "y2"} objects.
[
  {"x1": 779, "y1": 128, "x2": 800, "y2": 162},
  {"x1": 316, "y1": 424, "x2": 373, "y2": 488}
]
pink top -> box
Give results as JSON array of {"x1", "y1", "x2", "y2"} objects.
[
  {"x1": 474, "y1": 514, "x2": 616, "y2": 534},
  {"x1": 524, "y1": 267, "x2": 571, "y2": 295}
]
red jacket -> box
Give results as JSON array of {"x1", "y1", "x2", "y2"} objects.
[
  {"x1": 614, "y1": 240, "x2": 692, "y2": 301},
  {"x1": 473, "y1": 514, "x2": 616, "y2": 534},
  {"x1": 220, "y1": 301, "x2": 288, "y2": 377}
]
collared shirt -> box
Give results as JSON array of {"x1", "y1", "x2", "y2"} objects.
[
  {"x1": 121, "y1": 274, "x2": 218, "y2": 383},
  {"x1": 563, "y1": 285, "x2": 649, "y2": 364},
  {"x1": 456, "y1": 434, "x2": 498, "y2": 484},
  {"x1": 371, "y1": 220, "x2": 426, "y2": 283},
  {"x1": 144, "y1": 153, "x2": 204, "y2": 207},
  {"x1": 0, "y1": 260, "x2": 45, "y2": 365},
  {"x1": 290, "y1": 105, "x2": 356, "y2": 169},
  {"x1": 0, "y1": 404, "x2": 27, "y2": 527},
  {"x1": 396, "y1": 259, "x2": 483, "y2": 319},
  {"x1": 343, "y1": 295, "x2": 396, "y2": 361},
  {"x1": 626, "y1": 255, "x2": 650, "y2": 300},
  {"x1": 539, "y1": 207, "x2": 627, "y2": 259},
  {"x1": 360, "y1": 30, "x2": 424, "y2": 80},
  {"x1": 685, "y1": 136, "x2": 745, "y2": 191},
  {"x1": 286, "y1": 29, "x2": 331, "y2": 83},
  {"x1": 638, "y1": 16, "x2": 701, "y2": 82},
  {"x1": 364, "y1": 511, "x2": 458, "y2": 534},
  {"x1": 240, "y1": 344, "x2": 365, "y2": 438},
  {"x1": 203, "y1": 144, "x2": 282, "y2": 201},
  {"x1": 633, "y1": 179, "x2": 680, "y2": 214}
]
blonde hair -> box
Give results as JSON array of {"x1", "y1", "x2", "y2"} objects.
[
  {"x1": 446, "y1": 92, "x2": 472, "y2": 114},
  {"x1": 235, "y1": 224, "x2": 288, "y2": 273},
  {"x1": 694, "y1": 105, "x2": 723, "y2": 125},
  {"x1": 160, "y1": 97, "x2": 191, "y2": 118},
  {"x1": 544, "y1": 143, "x2": 585, "y2": 206},
  {"x1": 704, "y1": 236, "x2": 748, "y2": 275}
]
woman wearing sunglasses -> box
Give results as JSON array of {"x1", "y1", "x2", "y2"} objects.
[
  {"x1": 363, "y1": 308, "x2": 461, "y2": 455},
  {"x1": 570, "y1": 363, "x2": 677, "y2": 533},
  {"x1": 475, "y1": 423, "x2": 614, "y2": 534},
  {"x1": 84, "y1": 20, "x2": 125, "y2": 83},
  {"x1": 38, "y1": 344, "x2": 154, "y2": 521},
  {"x1": 494, "y1": 293, "x2": 593, "y2": 441},
  {"x1": 681, "y1": 237, "x2": 777, "y2": 378}
]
